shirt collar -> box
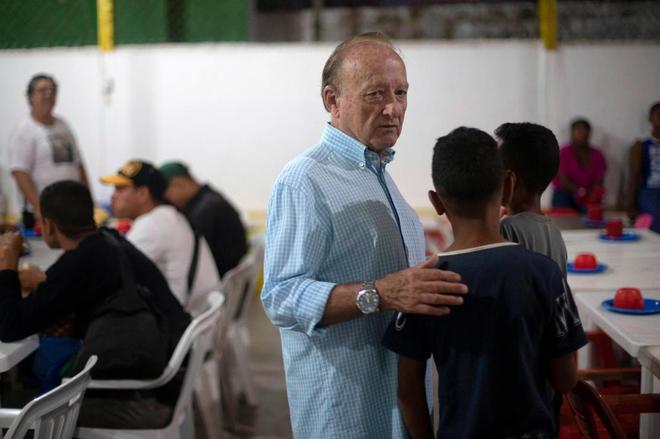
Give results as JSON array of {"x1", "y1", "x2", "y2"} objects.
[{"x1": 321, "y1": 123, "x2": 396, "y2": 170}]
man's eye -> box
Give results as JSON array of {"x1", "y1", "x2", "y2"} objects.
[
  {"x1": 396, "y1": 89, "x2": 408, "y2": 97},
  {"x1": 366, "y1": 91, "x2": 383, "y2": 98}
]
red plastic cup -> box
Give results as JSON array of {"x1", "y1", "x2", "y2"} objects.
[
  {"x1": 574, "y1": 252, "x2": 598, "y2": 269},
  {"x1": 115, "y1": 219, "x2": 132, "y2": 235},
  {"x1": 605, "y1": 219, "x2": 623, "y2": 237},
  {"x1": 614, "y1": 287, "x2": 644, "y2": 310},
  {"x1": 587, "y1": 203, "x2": 603, "y2": 221}
]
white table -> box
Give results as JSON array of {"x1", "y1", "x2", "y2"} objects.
[
  {"x1": 575, "y1": 291, "x2": 660, "y2": 439},
  {"x1": 0, "y1": 336, "x2": 38, "y2": 374},
  {"x1": 21, "y1": 238, "x2": 63, "y2": 269},
  {"x1": 563, "y1": 229, "x2": 660, "y2": 291},
  {"x1": 567, "y1": 255, "x2": 660, "y2": 291}
]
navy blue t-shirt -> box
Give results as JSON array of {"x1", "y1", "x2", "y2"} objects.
[{"x1": 382, "y1": 243, "x2": 587, "y2": 439}]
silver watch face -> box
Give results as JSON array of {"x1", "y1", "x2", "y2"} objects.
[{"x1": 357, "y1": 289, "x2": 379, "y2": 314}]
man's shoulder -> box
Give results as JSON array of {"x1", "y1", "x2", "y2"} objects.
[
  {"x1": 132, "y1": 205, "x2": 190, "y2": 235},
  {"x1": 10, "y1": 117, "x2": 40, "y2": 141},
  {"x1": 195, "y1": 185, "x2": 230, "y2": 209},
  {"x1": 274, "y1": 143, "x2": 334, "y2": 189}
]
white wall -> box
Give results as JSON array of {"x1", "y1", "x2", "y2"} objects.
[{"x1": 1, "y1": 41, "x2": 659, "y2": 218}]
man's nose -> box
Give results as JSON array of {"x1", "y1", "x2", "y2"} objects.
[{"x1": 382, "y1": 92, "x2": 403, "y2": 118}]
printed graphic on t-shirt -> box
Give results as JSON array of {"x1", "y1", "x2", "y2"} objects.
[
  {"x1": 48, "y1": 132, "x2": 75, "y2": 163},
  {"x1": 553, "y1": 279, "x2": 582, "y2": 338}
]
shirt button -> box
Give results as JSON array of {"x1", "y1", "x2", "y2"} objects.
[{"x1": 358, "y1": 162, "x2": 365, "y2": 169}]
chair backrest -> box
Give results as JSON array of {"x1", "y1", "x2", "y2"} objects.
[
  {"x1": 171, "y1": 292, "x2": 224, "y2": 417},
  {"x1": 5, "y1": 356, "x2": 97, "y2": 439},
  {"x1": 222, "y1": 237, "x2": 264, "y2": 324},
  {"x1": 566, "y1": 379, "x2": 627, "y2": 439}
]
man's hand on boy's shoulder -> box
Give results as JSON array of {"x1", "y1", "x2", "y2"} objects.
[{"x1": 376, "y1": 256, "x2": 468, "y2": 317}]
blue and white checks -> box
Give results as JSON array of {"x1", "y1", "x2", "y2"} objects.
[{"x1": 262, "y1": 124, "x2": 425, "y2": 438}]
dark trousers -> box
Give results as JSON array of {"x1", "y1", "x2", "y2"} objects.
[
  {"x1": 551, "y1": 189, "x2": 584, "y2": 213},
  {"x1": 77, "y1": 390, "x2": 174, "y2": 429}
]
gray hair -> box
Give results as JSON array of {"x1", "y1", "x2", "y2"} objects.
[{"x1": 321, "y1": 32, "x2": 397, "y2": 111}]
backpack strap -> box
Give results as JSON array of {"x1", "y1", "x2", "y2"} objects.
[{"x1": 187, "y1": 229, "x2": 200, "y2": 295}]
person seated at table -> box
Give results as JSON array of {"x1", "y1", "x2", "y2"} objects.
[
  {"x1": 382, "y1": 127, "x2": 588, "y2": 438},
  {"x1": 0, "y1": 180, "x2": 191, "y2": 428},
  {"x1": 626, "y1": 101, "x2": 660, "y2": 233},
  {"x1": 551, "y1": 118, "x2": 607, "y2": 213},
  {"x1": 496, "y1": 122, "x2": 568, "y2": 277},
  {"x1": 101, "y1": 160, "x2": 220, "y2": 310},
  {"x1": 159, "y1": 161, "x2": 247, "y2": 278}
]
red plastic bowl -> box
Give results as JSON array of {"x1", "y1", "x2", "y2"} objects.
[
  {"x1": 614, "y1": 287, "x2": 644, "y2": 310},
  {"x1": 574, "y1": 252, "x2": 598, "y2": 269}
]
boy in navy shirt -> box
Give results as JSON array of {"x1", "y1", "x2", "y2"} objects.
[{"x1": 382, "y1": 127, "x2": 587, "y2": 438}]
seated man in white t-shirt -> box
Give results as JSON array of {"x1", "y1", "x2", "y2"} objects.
[
  {"x1": 9, "y1": 74, "x2": 90, "y2": 220},
  {"x1": 101, "y1": 160, "x2": 220, "y2": 310}
]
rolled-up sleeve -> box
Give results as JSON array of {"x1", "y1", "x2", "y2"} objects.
[{"x1": 261, "y1": 180, "x2": 335, "y2": 336}]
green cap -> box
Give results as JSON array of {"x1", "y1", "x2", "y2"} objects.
[{"x1": 159, "y1": 161, "x2": 190, "y2": 182}]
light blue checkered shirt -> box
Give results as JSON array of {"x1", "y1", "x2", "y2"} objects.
[{"x1": 262, "y1": 124, "x2": 425, "y2": 438}]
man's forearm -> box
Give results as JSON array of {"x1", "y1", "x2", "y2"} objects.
[
  {"x1": 11, "y1": 171, "x2": 40, "y2": 212},
  {"x1": 319, "y1": 282, "x2": 363, "y2": 326}
]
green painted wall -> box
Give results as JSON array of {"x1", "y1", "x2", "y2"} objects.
[
  {"x1": 0, "y1": 0, "x2": 97, "y2": 49},
  {"x1": 0, "y1": 0, "x2": 249, "y2": 49}
]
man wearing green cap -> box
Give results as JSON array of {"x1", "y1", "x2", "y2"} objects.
[{"x1": 159, "y1": 161, "x2": 247, "y2": 277}]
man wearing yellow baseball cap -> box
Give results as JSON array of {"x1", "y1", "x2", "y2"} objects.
[{"x1": 101, "y1": 160, "x2": 220, "y2": 310}]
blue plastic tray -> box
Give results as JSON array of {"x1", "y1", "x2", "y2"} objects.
[
  {"x1": 567, "y1": 263, "x2": 607, "y2": 274},
  {"x1": 602, "y1": 298, "x2": 660, "y2": 315},
  {"x1": 598, "y1": 232, "x2": 640, "y2": 242}
]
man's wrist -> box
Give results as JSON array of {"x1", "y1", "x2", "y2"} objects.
[{"x1": 356, "y1": 281, "x2": 380, "y2": 314}]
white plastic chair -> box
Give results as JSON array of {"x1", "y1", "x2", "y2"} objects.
[
  {"x1": 74, "y1": 291, "x2": 224, "y2": 439},
  {"x1": 196, "y1": 237, "x2": 264, "y2": 433},
  {"x1": 222, "y1": 238, "x2": 264, "y2": 406},
  {"x1": 0, "y1": 355, "x2": 97, "y2": 439}
]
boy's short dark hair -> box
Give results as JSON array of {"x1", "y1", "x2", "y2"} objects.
[
  {"x1": 495, "y1": 122, "x2": 559, "y2": 195},
  {"x1": 432, "y1": 127, "x2": 504, "y2": 208},
  {"x1": 40, "y1": 180, "x2": 96, "y2": 239},
  {"x1": 650, "y1": 101, "x2": 660, "y2": 118},
  {"x1": 570, "y1": 118, "x2": 591, "y2": 132}
]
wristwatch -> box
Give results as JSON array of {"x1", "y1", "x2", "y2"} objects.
[{"x1": 356, "y1": 281, "x2": 380, "y2": 314}]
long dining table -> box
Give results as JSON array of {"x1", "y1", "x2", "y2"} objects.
[{"x1": 562, "y1": 228, "x2": 660, "y2": 439}]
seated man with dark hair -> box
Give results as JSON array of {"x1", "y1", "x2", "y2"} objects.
[
  {"x1": 383, "y1": 127, "x2": 587, "y2": 438},
  {"x1": 0, "y1": 180, "x2": 191, "y2": 429},
  {"x1": 159, "y1": 161, "x2": 247, "y2": 277}
]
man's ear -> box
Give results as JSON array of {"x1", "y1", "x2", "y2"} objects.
[
  {"x1": 322, "y1": 85, "x2": 340, "y2": 117},
  {"x1": 136, "y1": 186, "x2": 151, "y2": 202},
  {"x1": 428, "y1": 190, "x2": 446, "y2": 216},
  {"x1": 502, "y1": 170, "x2": 516, "y2": 207},
  {"x1": 41, "y1": 217, "x2": 54, "y2": 237}
]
